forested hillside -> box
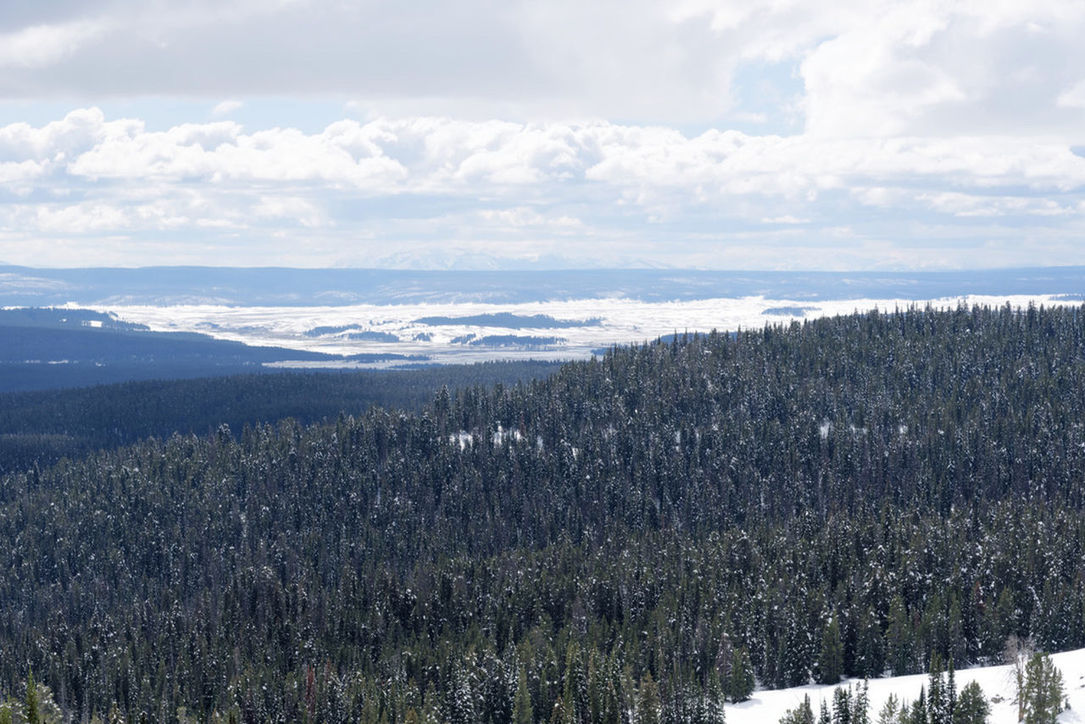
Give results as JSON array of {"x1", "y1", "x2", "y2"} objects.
[
  {"x1": 0, "y1": 361, "x2": 561, "y2": 475},
  {"x1": 2, "y1": 304, "x2": 1085, "y2": 723}
]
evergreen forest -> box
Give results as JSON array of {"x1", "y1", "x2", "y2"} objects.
[
  {"x1": 2, "y1": 303, "x2": 1085, "y2": 722},
  {"x1": 0, "y1": 361, "x2": 560, "y2": 476}
]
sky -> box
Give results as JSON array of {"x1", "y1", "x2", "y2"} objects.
[{"x1": 1, "y1": 0, "x2": 1085, "y2": 270}]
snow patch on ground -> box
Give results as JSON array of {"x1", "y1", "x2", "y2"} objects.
[{"x1": 726, "y1": 647, "x2": 1085, "y2": 724}]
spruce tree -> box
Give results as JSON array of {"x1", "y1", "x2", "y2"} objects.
[
  {"x1": 886, "y1": 596, "x2": 914, "y2": 676},
  {"x1": 779, "y1": 694, "x2": 815, "y2": 724},
  {"x1": 1021, "y1": 653, "x2": 1064, "y2": 724},
  {"x1": 832, "y1": 686, "x2": 852, "y2": 724},
  {"x1": 853, "y1": 682, "x2": 869, "y2": 724},
  {"x1": 875, "y1": 694, "x2": 899, "y2": 724},
  {"x1": 635, "y1": 673, "x2": 661, "y2": 724},
  {"x1": 818, "y1": 619, "x2": 844, "y2": 685},
  {"x1": 513, "y1": 667, "x2": 534, "y2": 724},
  {"x1": 928, "y1": 653, "x2": 948, "y2": 724},
  {"x1": 952, "y1": 681, "x2": 988, "y2": 724},
  {"x1": 910, "y1": 687, "x2": 926, "y2": 724},
  {"x1": 728, "y1": 649, "x2": 755, "y2": 703},
  {"x1": 819, "y1": 698, "x2": 832, "y2": 724},
  {"x1": 946, "y1": 659, "x2": 956, "y2": 720},
  {"x1": 24, "y1": 672, "x2": 40, "y2": 724}
]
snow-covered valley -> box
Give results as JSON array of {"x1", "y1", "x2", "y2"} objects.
[{"x1": 84, "y1": 293, "x2": 1082, "y2": 368}]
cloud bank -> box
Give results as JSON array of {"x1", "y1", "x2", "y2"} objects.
[
  {"x1": 0, "y1": 108, "x2": 1083, "y2": 268},
  {"x1": 0, "y1": 0, "x2": 1082, "y2": 268}
]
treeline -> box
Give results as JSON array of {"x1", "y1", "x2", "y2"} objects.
[
  {"x1": 0, "y1": 361, "x2": 560, "y2": 475},
  {"x1": 1, "y1": 304, "x2": 1085, "y2": 721}
]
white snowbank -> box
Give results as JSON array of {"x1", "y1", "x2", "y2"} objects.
[{"x1": 726, "y1": 648, "x2": 1085, "y2": 724}]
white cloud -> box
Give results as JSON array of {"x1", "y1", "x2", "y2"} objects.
[
  {"x1": 1057, "y1": 80, "x2": 1085, "y2": 109},
  {"x1": 0, "y1": 0, "x2": 1075, "y2": 138},
  {"x1": 799, "y1": 1, "x2": 1085, "y2": 139},
  {"x1": 0, "y1": 109, "x2": 1083, "y2": 269},
  {"x1": 211, "y1": 100, "x2": 243, "y2": 117},
  {"x1": 761, "y1": 215, "x2": 809, "y2": 225},
  {"x1": 0, "y1": 20, "x2": 109, "y2": 69}
]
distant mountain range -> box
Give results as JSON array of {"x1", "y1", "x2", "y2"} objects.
[{"x1": 2, "y1": 265, "x2": 1084, "y2": 307}]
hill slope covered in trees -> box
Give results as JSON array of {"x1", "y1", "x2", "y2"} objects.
[
  {"x1": 0, "y1": 361, "x2": 561, "y2": 476},
  {"x1": 2, "y1": 304, "x2": 1084, "y2": 722}
]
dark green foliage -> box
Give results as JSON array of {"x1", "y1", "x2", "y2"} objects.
[
  {"x1": 875, "y1": 694, "x2": 900, "y2": 724},
  {"x1": 728, "y1": 648, "x2": 755, "y2": 703},
  {"x1": 1021, "y1": 653, "x2": 1065, "y2": 724},
  {"x1": 953, "y1": 681, "x2": 988, "y2": 724},
  {"x1": 636, "y1": 673, "x2": 661, "y2": 724},
  {"x1": 0, "y1": 304, "x2": 1084, "y2": 721},
  {"x1": 927, "y1": 653, "x2": 949, "y2": 724},
  {"x1": 832, "y1": 686, "x2": 852, "y2": 724},
  {"x1": 853, "y1": 682, "x2": 869, "y2": 724},
  {"x1": 24, "y1": 673, "x2": 38, "y2": 724},
  {"x1": 0, "y1": 361, "x2": 559, "y2": 474},
  {"x1": 818, "y1": 618, "x2": 844, "y2": 684},
  {"x1": 780, "y1": 694, "x2": 816, "y2": 724},
  {"x1": 513, "y1": 667, "x2": 534, "y2": 724},
  {"x1": 911, "y1": 688, "x2": 927, "y2": 724}
]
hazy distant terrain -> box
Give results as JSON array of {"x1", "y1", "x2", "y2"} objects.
[
  {"x1": 0, "y1": 307, "x2": 405, "y2": 392},
  {"x1": 3, "y1": 265, "x2": 1085, "y2": 306},
  {"x1": 5, "y1": 266, "x2": 1084, "y2": 387},
  {"x1": 80, "y1": 292, "x2": 1085, "y2": 370}
]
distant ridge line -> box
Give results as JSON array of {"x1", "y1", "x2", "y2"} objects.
[{"x1": 2, "y1": 265, "x2": 1084, "y2": 307}]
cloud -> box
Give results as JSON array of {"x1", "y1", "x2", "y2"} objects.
[
  {"x1": 211, "y1": 100, "x2": 243, "y2": 117},
  {"x1": 1, "y1": 109, "x2": 1084, "y2": 269},
  {"x1": 799, "y1": 1, "x2": 1085, "y2": 139},
  {"x1": 0, "y1": 0, "x2": 1076, "y2": 138},
  {"x1": 0, "y1": 19, "x2": 108, "y2": 69}
]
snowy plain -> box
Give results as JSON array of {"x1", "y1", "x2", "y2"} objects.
[
  {"x1": 82, "y1": 293, "x2": 1084, "y2": 368},
  {"x1": 725, "y1": 647, "x2": 1085, "y2": 724}
]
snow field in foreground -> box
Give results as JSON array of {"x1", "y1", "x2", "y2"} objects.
[{"x1": 726, "y1": 647, "x2": 1085, "y2": 724}]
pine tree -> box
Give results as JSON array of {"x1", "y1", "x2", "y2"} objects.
[
  {"x1": 952, "y1": 681, "x2": 988, "y2": 724},
  {"x1": 853, "y1": 682, "x2": 869, "y2": 724},
  {"x1": 854, "y1": 611, "x2": 885, "y2": 679},
  {"x1": 561, "y1": 643, "x2": 587, "y2": 724},
  {"x1": 420, "y1": 684, "x2": 441, "y2": 724},
  {"x1": 24, "y1": 672, "x2": 40, "y2": 724},
  {"x1": 728, "y1": 649, "x2": 755, "y2": 703},
  {"x1": 910, "y1": 686, "x2": 926, "y2": 724},
  {"x1": 819, "y1": 698, "x2": 832, "y2": 724},
  {"x1": 832, "y1": 686, "x2": 852, "y2": 724},
  {"x1": 1021, "y1": 653, "x2": 1064, "y2": 724},
  {"x1": 946, "y1": 659, "x2": 956, "y2": 720},
  {"x1": 514, "y1": 667, "x2": 534, "y2": 724},
  {"x1": 875, "y1": 694, "x2": 899, "y2": 724},
  {"x1": 818, "y1": 618, "x2": 844, "y2": 685},
  {"x1": 779, "y1": 694, "x2": 815, "y2": 724},
  {"x1": 635, "y1": 673, "x2": 660, "y2": 724},
  {"x1": 928, "y1": 653, "x2": 948, "y2": 724},
  {"x1": 886, "y1": 596, "x2": 914, "y2": 676},
  {"x1": 700, "y1": 672, "x2": 726, "y2": 724}
]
